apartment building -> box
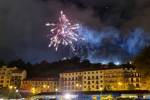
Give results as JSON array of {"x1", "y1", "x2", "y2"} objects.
[
  {"x1": 21, "y1": 77, "x2": 59, "y2": 94},
  {"x1": 59, "y1": 66, "x2": 142, "y2": 92},
  {"x1": 0, "y1": 66, "x2": 26, "y2": 88}
]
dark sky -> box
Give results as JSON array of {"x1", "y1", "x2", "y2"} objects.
[{"x1": 0, "y1": 0, "x2": 150, "y2": 63}]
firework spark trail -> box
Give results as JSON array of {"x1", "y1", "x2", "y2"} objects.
[{"x1": 46, "y1": 11, "x2": 83, "y2": 51}]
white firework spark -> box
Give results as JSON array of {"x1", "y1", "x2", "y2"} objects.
[{"x1": 46, "y1": 10, "x2": 82, "y2": 51}]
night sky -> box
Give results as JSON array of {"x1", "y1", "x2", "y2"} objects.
[{"x1": 0, "y1": 0, "x2": 150, "y2": 63}]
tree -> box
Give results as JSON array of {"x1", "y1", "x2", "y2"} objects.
[
  {"x1": 133, "y1": 46, "x2": 150, "y2": 76},
  {"x1": 8, "y1": 59, "x2": 26, "y2": 69},
  {"x1": 0, "y1": 60, "x2": 5, "y2": 67}
]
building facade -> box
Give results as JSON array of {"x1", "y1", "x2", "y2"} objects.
[
  {"x1": 59, "y1": 67, "x2": 142, "y2": 92},
  {"x1": 21, "y1": 77, "x2": 59, "y2": 94},
  {"x1": 11, "y1": 69, "x2": 27, "y2": 88},
  {"x1": 0, "y1": 66, "x2": 26, "y2": 88},
  {"x1": 124, "y1": 67, "x2": 142, "y2": 90}
]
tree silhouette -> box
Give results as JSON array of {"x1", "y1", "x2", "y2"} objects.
[{"x1": 133, "y1": 46, "x2": 150, "y2": 76}]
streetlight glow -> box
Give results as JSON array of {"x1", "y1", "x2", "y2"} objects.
[
  {"x1": 99, "y1": 87, "x2": 103, "y2": 91},
  {"x1": 64, "y1": 93, "x2": 71, "y2": 99},
  {"x1": 43, "y1": 85, "x2": 46, "y2": 88},
  {"x1": 16, "y1": 89, "x2": 19, "y2": 93},
  {"x1": 76, "y1": 83, "x2": 79, "y2": 87},
  {"x1": 9, "y1": 86, "x2": 13, "y2": 90},
  {"x1": 118, "y1": 82, "x2": 123, "y2": 86},
  {"x1": 55, "y1": 88, "x2": 58, "y2": 92},
  {"x1": 31, "y1": 87, "x2": 36, "y2": 94}
]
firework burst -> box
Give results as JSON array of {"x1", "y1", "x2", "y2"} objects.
[{"x1": 46, "y1": 10, "x2": 82, "y2": 51}]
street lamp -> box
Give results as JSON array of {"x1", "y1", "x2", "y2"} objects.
[
  {"x1": 118, "y1": 82, "x2": 122, "y2": 86},
  {"x1": 118, "y1": 82, "x2": 123, "y2": 90},
  {"x1": 64, "y1": 93, "x2": 71, "y2": 100},
  {"x1": 75, "y1": 83, "x2": 82, "y2": 100},
  {"x1": 9, "y1": 86, "x2": 13, "y2": 90},
  {"x1": 99, "y1": 87, "x2": 103, "y2": 94},
  {"x1": 15, "y1": 89, "x2": 19, "y2": 93},
  {"x1": 76, "y1": 84, "x2": 82, "y2": 91},
  {"x1": 99, "y1": 87, "x2": 103, "y2": 99},
  {"x1": 43, "y1": 85, "x2": 46, "y2": 88},
  {"x1": 55, "y1": 88, "x2": 58, "y2": 99},
  {"x1": 76, "y1": 83, "x2": 79, "y2": 87},
  {"x1": 55, "y1": 88, "x2": 58, "y2": 92},
  {"x1": 31, "y1": 87, "x2": 36, "y2": 94},
  {"x1": 47, "y1": 86, "x2": 50, "y2": 88},
  {"x1": 79, "y1": 85, "x2": 82, "y2": 87}
]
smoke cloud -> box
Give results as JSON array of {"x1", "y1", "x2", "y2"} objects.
[
  {"x1": 77, "y1": 26, "x2": 150, "y2": 64},
  {"x1": 0, "y1": 0, "x2": 150, "y2": 63}
]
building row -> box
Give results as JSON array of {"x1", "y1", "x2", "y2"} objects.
[
  {"x1": 59, "y1": 67, "x2": 142, "y2": 92},
  {"x1": 0, "y1": 66, "x2": 26, "y2": 88},
  {"x1": 0, "y1": 65, "x2": 148, "y2": 94}
]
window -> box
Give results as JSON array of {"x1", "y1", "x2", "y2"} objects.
[
  {"x1": 96, "y1": 86, "x2": 99, "y2": 89},
  {"x1": 65, "y1": 78, "x2": 67, "y2": 81},
  {"x1": 96, "y1": 76, "x2": 98, "y2": 79},
  {"x1": 76, "y1": 77, "x2": 78, "y2": 80},
  {"x1": 92, "y1": 76, "x2": 94, "y2": 79},
  {"x1": 131, "y1": 78, "x2": 133, "y2": 82},
  {"x1": 136, "y1": 78, "x2": 139, "y2": 82},
  {"x1": 136, "y1": 84, "x2": 140, "y2": 88},
  {"x1": 96, "y1": 81, "x2": 98, "y2": 84}
]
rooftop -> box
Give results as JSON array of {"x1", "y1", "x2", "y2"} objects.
[{"x1": 61, "y1": 65, "x2": 135, "y2": 73}]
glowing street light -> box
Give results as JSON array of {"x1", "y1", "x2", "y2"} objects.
[
  {"x1": 64, "y1": 93, "x2": 71, "y2": 99},
  {"x1": 16, "y1": 89, "x2": 19, "y2": 93},
  {"x1": 99, "y1": 87, "x2": 103, "y2": 91},
  {"x1": 76, "y1": 83, "x2": 79, "y2": 87},
  {"x1": 118, "y1": 82, "x2": 123, "y2": 86},
  {"x1": 9, "y1": 86, "x2": 13, "y2": 90},
  {"x1": 31, "y1": 87, "x2": 36, "y2": 94},
  {"x1": 75, "y1": 83, "x2": 82, "y2": 91},
  {"x1": 43, "y1": 85, "x2": 46, "y2": 88},
  {"x1": 47, "y1": 86, "x2": 50, "y2": 88},
  {"x1": 118, "y1": 82, "x2": 123, "y2": 90},
  {"x1": 55, "y1": 88, "x2": 58, "y2": 92},
  {"x1": 99, "y1": 87, "x2": 103, "y2": 96},
  {"x1": 129, "y1": 61, "x2": 132, "y2": 64},
  {"x1": 79, "y1": 85, "x2": 82, "y2": 87},
  {"x1": 14, "y1": 86, "x2": 16, "y2": 89}
]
